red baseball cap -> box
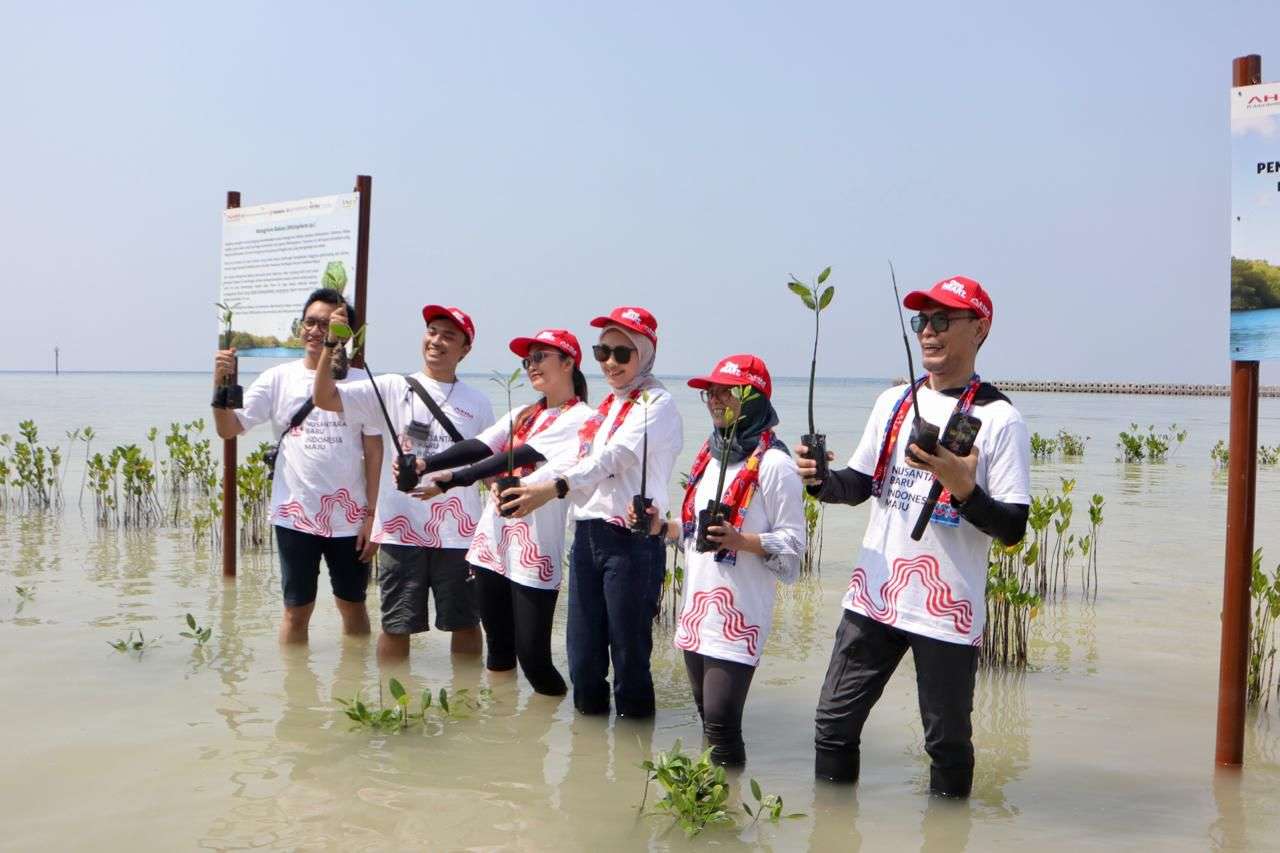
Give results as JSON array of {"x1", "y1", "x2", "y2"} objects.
[
  {"x1": 903, "y1": 276, "x2": 993, "y2": 322},
  {"x1": 508, "y1": 328, "x2": 583, "y2": 367},
  {"x1": 589, "y1": 306, "x2": 658, "y2": 344},
  {"x1": 421, "y1": 305, "x2": 476, "y2": 342},
  {"x1": 687, "y1": 354, "x2": 773, "y2": 399}
]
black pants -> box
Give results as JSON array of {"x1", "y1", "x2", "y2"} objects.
[
  {"x1": 475, "y1": 568, "x2": 566, "y2": 696},
  {"x1": 566, "y1": 520, "x2": 665, "y2": 717},
  {"x1": 683, "y1": 651, "x2": 756, "y2": 766},
  {"x1": 814, "y1": 610, "x2": 978, "y2": 797}
]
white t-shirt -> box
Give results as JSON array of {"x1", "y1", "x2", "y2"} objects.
[
  {"x1": 839, "y1": 383, "x2": 1031, "y2": 646},
  {"x1": 562, "y1": 381, "x2": 683, "y2": 527},
  {"x1": 234, "y1": 360, "x2": 379, "y2": 538},
  {"x1": 337, "y1": 372, "x2": 495, "y2": 549},
  {"x1": 466, "y1": 401, "x2": 593, "y2": 590},
  {"x1": 674, "y1": 445, "x2": 805, "y2": 667}
]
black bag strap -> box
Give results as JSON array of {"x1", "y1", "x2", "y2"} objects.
[
  {"x1": 278, "y1": 397, "x2": 316, "y2": 443},
  {"x1": 403, "y1": 376, "x2": 465, "y2": 444}
]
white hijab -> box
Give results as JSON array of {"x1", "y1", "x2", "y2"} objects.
[{"x1": 602, "y1": 324, "x2": 658, "y2": 396}]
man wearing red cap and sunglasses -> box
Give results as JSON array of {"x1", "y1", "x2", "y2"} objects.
[
  {"x1": 313, "y1": 304, "x2": 495, "y2": 662},
  {"x1": 799, "y1": 275, "x2": 1030, "y2": 798}
]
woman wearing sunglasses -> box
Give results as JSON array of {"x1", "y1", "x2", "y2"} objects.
[
  {"x1": 635, "y1": 354, "x2": 804, "y2": 765},
  {"x1": 404, "y1": 329, "x2": 590, "y2": 695},
  {"x1": 503, "y1": 306, "x2": 683, "y2": 718}
]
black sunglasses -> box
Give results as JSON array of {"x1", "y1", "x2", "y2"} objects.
[
  {"x1": 592, "y1": 343, "x2": 635, "y2": 365},
  {"x1": 910, "y1": 311, "x2": 978, "y2": 333},
  {"x1": 521, "y1": 350, "x2": 565, "y2": 369}
]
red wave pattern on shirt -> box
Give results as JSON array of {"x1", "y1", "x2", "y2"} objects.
[
  {"x1": 498, "y1": 521, "x2": 555, "y2": 582},
  {"x1": 846, "y1": 554, "x2": 973, "y2": 634},
  {"x1": 377, "y1": 514, "x2": 431, "y2": 546},
  {"x1": 424, "y1": 496, "x2": 477, "y2": 547},
  {"x1": 275, "y1": 489, "x2": 365, "y2": 537},
  {"x1": 674, "y1": 586, "x2": 761, "y2": 658},
  {"x1": 468, "y1": 530, "x2": 504, "y2": 574}
]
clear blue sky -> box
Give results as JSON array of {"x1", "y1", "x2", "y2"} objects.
[{"x1": 3, "y1": 2, "x2": 1278, "y2": 383}]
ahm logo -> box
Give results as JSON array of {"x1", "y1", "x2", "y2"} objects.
[
  {"x1": 537, "y1": 331, "x2": 557, "y2": 341},
  {"x1": 720, "y1": 360, "x2": 742, "y2": 375},
  {"x1": 1248, "y1": 93, "x2": 1280, "y2": 106},
  {"x1": 941, "y1": 280, "x2": 968, "y2": 298},
  {"x1": 621, "y1": 308, "x2": 643, "y2": 323}
]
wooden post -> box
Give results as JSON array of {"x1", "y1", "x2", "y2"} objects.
[
  {"x1": 54, "y1": 346, "x2": 59, "y2": 376},
  {"x1": 222, "y1": 190, "x2": 240, "y2": 579},
  {"x1": 1215, "y1": 53, "x2": 1262, "y2": 767},
  {"x1": 352, "y1": 175, "x2": 372, "y2": 369}
]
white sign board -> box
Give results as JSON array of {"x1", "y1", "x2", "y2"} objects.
[
  {"x1": 1230, "y1": 83, "x2": 1280, "y2": 361},
  {"x1": 219, "y1": 192, "x2": 359, "y2": 356}
]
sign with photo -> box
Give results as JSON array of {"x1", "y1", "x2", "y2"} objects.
[{"x1": 1231, "y1": 82, "x2": 1280, "y2": 361}]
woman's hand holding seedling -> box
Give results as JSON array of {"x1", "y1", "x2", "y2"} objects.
[
  {"x1": 410, "y1": 471, "x2": 451, "y2": 501},
  {"x1": 795, "y1": 443, "x2": 834, "y2": 486},
  {"x1": 500, "y1": 480, "x2": 557, "y2": 518},
  {"x1": 625, "y1": 500, "x2": 668, "y2": 537}
]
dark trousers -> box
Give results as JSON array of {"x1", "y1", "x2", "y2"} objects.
[
  {"x1": 683, "y1": 651, "x2": 756, "y2": 766},
  {"x1": 566, "y1": 519, "x2": 665, "y2": 717},
  {"x1": 475, "y1": 567, "x2": 566, "y2": 696},
  {"x1": 814, "y1": 609, "x2": 978, "y2": 797}
]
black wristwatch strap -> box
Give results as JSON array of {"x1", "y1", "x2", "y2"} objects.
[{"x1": 323, "y1": 339, "x2": 338, "y2": 349}]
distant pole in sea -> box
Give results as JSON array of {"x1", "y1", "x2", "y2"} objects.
[{"x1": 54, "y1": 346, "x2": 59, "y2": 376}]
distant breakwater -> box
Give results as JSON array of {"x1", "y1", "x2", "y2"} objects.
[{"x1": 989, "y1": 380, "x2": 1280, "y2": 398}]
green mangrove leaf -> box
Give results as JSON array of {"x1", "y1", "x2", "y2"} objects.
[
  {"x1": 389, "y1": 678, "x2": 406, "y2": 702},
  {"x1": 817, "y1": 266, "x2": 831, "y2": 284},
  {"x1": 787, "y1": 281, "x2": 812, "y2": 301},
  {"x1": 818, "y1": 285, "x2": 835, "y2": 309},
  {"x1": 329, "y1": 322, "x2": 353, "y2": 340},
  {"x1": 186, "y1": 613, "x2": 197, "y2": 630},
  {"x1": 322, "y1": 261, "x2": 348, "y2": 292},
  {"x1": 750, "y1": 778, "x2": 762, "y2": 801}
]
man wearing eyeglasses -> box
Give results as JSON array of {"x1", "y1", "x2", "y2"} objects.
[
  {"x1": 212, "y1": 287, "x2": 383, "y2": 645},
  {"x1": 797, "y1": 275, "x2": 1030, "y2": 799}
]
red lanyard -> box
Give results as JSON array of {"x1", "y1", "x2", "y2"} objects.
[
  {"x1": 680, "y1": 430, "x2": 775, "y2": 537},
  {"x1": 870, "y1": 375, "x2": 981, "y2": 499},
  {"x1": 503, "y1": 398, "x2": 578, "y2": 477},
  {"x1": 577, "y1": 388, "x2": 643, "y2": 459}
]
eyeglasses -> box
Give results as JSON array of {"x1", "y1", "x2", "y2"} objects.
[
  {"x1": 698, "y1": 387, "x2": 737, "y2": 404},
  {"x1": 521, "y1": 350, "x2": 565, "y2": 369},
  {"x1": 301, "y1": 317, "x2": 331, "y2": 331},
  {"x1": 592, "y1": 344, "x2": 635, "y2": 365},
  {"x1": 910, "y1": 311, "x2": 978, "y2": 333}
]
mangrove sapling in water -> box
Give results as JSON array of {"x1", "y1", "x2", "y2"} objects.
[
  {"x1": 631, "y1": 390, "x2": 654, "y2": 534},
  {"x1": 336, "y1": 678, "x2": 495, "y2": 732},
  {"x1": 77, "y1": 425, "x2": 95, "y2": 507},
  {"x1": 179, "y1": 613, "x2": 212, "y2": 647},
  {"x1": 213, "y1": 302, "x2": 244, "y2": 409},
  {"x1": 1029, "y1": 433, "x2": 1059, "y2": 460},
  {"x1": 638, "y1": 740, "x2": 735, "y2": 837},
  {"x1": 15, "y1": 585, "x2": 34, "y2": 613},
  {"x1": 1057, "y1": 429, "x2": 1089, "y2": 457},
  {"x1": 741, "y1": 777, "x2": 804, "y2": 827},
  {"x1": 982, "y1": 540, "x2": 1041, "y2": 670},
  {"x1": 1248, "y1": 548, "x2": 1280, "y2": 709},
  {"x1": 788, "y1": 265, "x2": 834, "y2": 481},
  {"x1": 801, "y1": 489, "x2": 824, "y2": 578},
  {"x1": 108, "y1": 629, "x2": 159, "y2": 655},
  {"x1": 695, "y1": 386, "x2": 758, "y2": 553},
  {"x1": 490, "y1": 368, "x2": 525, "y2": 518},
  {"x1": 1117, "y1": 423, "x2": 1185, "y2": 463},
  {"x1": 1082, "y1": 493, "x2": 1104, "y2": 600},
  {"x1": 237, "y1": 443, "x2": 273, "y2": 549}
]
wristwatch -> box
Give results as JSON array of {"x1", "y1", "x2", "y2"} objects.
[
  {"x1": 323, "y1": 339, "x2": 339, "y2": 349},
  {"x1": 554, "y1": 477, "x2": 569, "y2": 499}
]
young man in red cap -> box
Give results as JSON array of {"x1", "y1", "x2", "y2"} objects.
[
  {"x1": 637, "y1": 354, "x2": 805, "y2": 765},
  {"x1": 798, "y1": 276, "x2": 1030, "y2": 798},
  {"x1": 312, "y1": 304, "x2": 495, "y2": 662}
]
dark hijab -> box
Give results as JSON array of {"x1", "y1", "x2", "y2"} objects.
[{"x1": 708, "y1": 393, "x2": 787, "y2": 465}]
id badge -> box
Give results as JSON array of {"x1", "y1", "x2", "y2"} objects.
[{"x1": 931, "y1": 501, "x2": 961, "y2": 528}]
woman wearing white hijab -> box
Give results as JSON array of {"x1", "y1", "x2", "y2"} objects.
[{"x1": 503, "y1": 306, "x2": 683, "y2": 717}]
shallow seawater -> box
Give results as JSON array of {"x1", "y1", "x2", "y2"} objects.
[{"x1": 2, "y1": 371, "x2": 1280, "y2": 851}]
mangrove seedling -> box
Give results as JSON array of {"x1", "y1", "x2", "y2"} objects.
[
  {"x1": 330, "y1": 322, "x2": 416, "y2": 491},
  {"x1": 696, "y1": 385, "x2": 758, "y2": 553},
  {"x1": 321, "y1": 260, "x2": 348, "y2": 292},
  {"x1": 15, "y1": 585, "x2": 34, "y2": 613},
  {"x1": 213, "y1": 301, "x2": 244, "y2": 409},
  {"x1": 490, "y1": 368, "x2": 525, "y2": 517},
  {"x1": 742, "y1": 777, "x2": 804, "y2": 827},
  {"x1": 179, "y1": 613, "x2": 213, "y2": 647},
  {"x1": 788, "y1": 265, "x2": 834, "y2": 480},
  {"x1": 631, "y1": 390, "x2": 654, "y2": 535},
  {"x1": 109, "y1": 629, "x2": 159, "y2": 655},
  {"x1": 638, "y1": 740, "x2": 735, "y2": 838}
]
